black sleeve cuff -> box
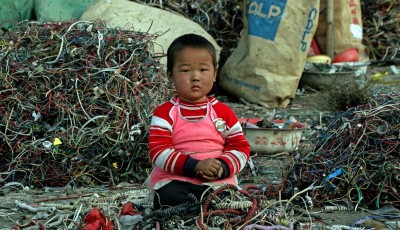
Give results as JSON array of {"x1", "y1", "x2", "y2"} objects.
[
  {"x1": 217, "y1": 158, "x2": 230, "y2": 179},
  {"x1": 183, "y1": 156, "x2": 200, "y2": 177}
]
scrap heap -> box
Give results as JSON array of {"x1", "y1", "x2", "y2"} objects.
[
  {"x1": 0, "y1": 20, "x2": 173, "y2": 187},
  {"x1": 362, "y1": 0, "x2": 400, "y2": 61},
  {"x1": 0, "y1": 0, "x2": 400, "y2": 229},
  {"x1": 283, "y1": 87, "x2": 400, "y2": 209}
]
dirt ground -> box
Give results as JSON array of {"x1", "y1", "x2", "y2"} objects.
[{"x1": 0, "y1": 186, "x2": 391, "y2": 229}]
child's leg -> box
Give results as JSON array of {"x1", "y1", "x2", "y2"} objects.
[{"x1": 153, "y1": 180, "x2": 209, "y2": 209}]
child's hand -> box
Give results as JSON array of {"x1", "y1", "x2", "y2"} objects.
[
  {"x1": 195, "y1": 159, "x2": 222, "y2": 179},
  {"x1": 199, "y1": 167, "x2": 223, "y2": 181}
]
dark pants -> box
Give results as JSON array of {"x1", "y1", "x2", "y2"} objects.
[{"x1": 153, "y1": 180, "x2": 210, "y2": 210}]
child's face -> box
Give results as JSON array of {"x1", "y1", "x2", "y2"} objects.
[{"x1": 168, "y1": 47, "x2": 216, "y2": 103}]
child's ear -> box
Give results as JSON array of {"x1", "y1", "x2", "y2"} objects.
[
  {"x1": 167, "y1": 71, "x2": 173, "y2": 81},
  {"x1": 213, "y1": 70, "x2": 217, "y2": 82}
]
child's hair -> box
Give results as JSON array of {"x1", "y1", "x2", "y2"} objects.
[{"x1": 166, "y1": 33, "x2": 217, "y2": 73}]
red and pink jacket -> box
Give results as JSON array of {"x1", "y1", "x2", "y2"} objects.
[{"x1": 148, "y1": 96, "x2": 250, "y2": 189}]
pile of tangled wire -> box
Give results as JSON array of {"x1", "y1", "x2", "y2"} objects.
[
  {"x1": 0, "y1": 19, "x2": 174, "y2": 188},
  {"x1": 283, "y1": 87, "x2": 400, "y2": 210},
  {"x1": 132, "y1": 0, "x2": 244, "y2": 65},
  {"x1": 362, "y1": 0, "x2": 400, "y2": 61}
]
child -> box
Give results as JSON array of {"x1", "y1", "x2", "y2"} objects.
[{"x1": 148, "y1": 33, "x2": 250, "y2": 209}]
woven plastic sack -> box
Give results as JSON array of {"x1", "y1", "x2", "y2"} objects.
[
  {"x1": 34, "y1": 0, "x2": 94, "y2": 22},
  {"x1": 80, "y1": 0, "x2": 221, "y2": 65},
  {"x1": 0, "y1": 0, "x2": 34, "y2": 27},
  {"x1": 219, "y1": 0, "x2": 320, "y2": 108},
  {"x1": 315, "y1": 0, "x2": 368, "y2": 62}
]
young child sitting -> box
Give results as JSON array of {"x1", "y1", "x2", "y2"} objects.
[{"x1": 148, "y1": 33, "x2": 250, "y2": 210}]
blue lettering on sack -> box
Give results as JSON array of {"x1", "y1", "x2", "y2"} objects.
[
  {"x1": 301, "y1": 7, "x2": 318, "y2": 52},
  {"x1": 247, "y1": 0, "x2": 287, "y2": 41},
  {"x1": 224, "y1": 76, "x2": 261, "y2": 92}
]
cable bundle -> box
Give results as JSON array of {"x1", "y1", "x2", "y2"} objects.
[
  {"x1": 284, "y1": 87, "x2": 400, "y2": 209},
  {"x1": 0, "y1": 19, "x2": 174, "y2": 187}
]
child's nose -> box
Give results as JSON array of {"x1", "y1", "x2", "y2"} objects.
[{"x1": 191, "y1": 71, "x2": 201, "y2": 81}]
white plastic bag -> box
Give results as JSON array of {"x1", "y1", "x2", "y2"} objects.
[{"x1": 81, "y1": 0, "x2": 221, "y2": 65}]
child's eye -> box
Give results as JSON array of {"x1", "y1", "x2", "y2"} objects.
[{"x1": 201, "y1": 68, "x2": 209, "y2": 72}]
